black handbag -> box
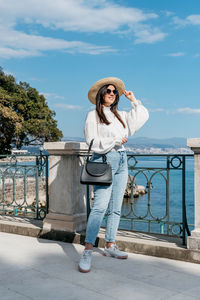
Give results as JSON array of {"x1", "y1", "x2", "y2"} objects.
[{"x1": 80, "y1": 139, "x2": 112, "y2": 186}]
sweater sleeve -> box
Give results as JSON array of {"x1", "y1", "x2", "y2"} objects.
[
  {"x1": 84, "y1": 111, "x2": 122, "y2": 154},
  {"x1": 124, "y1": 100, "x2": 149, "y2": 136}
]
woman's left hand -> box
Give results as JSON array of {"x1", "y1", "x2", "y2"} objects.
[
  {"x1": 123, "y1": 90, "x2": 137, "y2": 102},
  {"x1": 121, "y1": 137, "x2": 127, "y2": 145}
]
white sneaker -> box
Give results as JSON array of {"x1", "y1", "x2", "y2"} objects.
[
  {"x1": 103, "y1": 244, "x2": 128, "y2": 259},
  {"x1": 78, "y1": 249, "x2": 93, "y2": 273}
]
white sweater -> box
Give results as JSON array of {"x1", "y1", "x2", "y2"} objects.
[{"x1": 84, "y1": 100, "x2": 149, "y2": 154}]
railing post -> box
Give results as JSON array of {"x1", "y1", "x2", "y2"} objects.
[
  {"x1": 182, "y1": 155, "x2": 186, "y2": 245},
  {"x1": 187, "y1": 138, "x2": 200, "y2": 250},
  {"x1": 45, "y1": 155, "x2": 49, "y2": 214},
  {"x1": 166, "y1": 156, "x2": 170, "y2": 236},
  {"x1": 43, "y1": 142, "x2": 88, "y2": 233}
]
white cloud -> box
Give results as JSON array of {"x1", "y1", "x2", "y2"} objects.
[
  {"x1": 186, "y1": 15, "x2": 200, "y2": 25},
  {"x1": 0, "y1": 26, "x2": 116, "y2": 58},
  {"x1": 149, "y1": 108, "x2": 165, "y2": 112},
  {"x1": 172, "y1": 16, "x2": 188, "y2": 27},
  {"x1": 134, "y1": 25, "x2": 166, "y2": 44},
  {"x1": 2, "y1": 69, "x2": 15, "y2": 76},
  {"x1": 163, "y1": 11, "x2": 174, "y2": 17},
  {"x1": 0, "y1": 0, "x2": 166, "y2": 59},
  {"x1": 167, "y1": 52, "x2": 185, "y2": 57},
  {"x1": 42, "y1": 93, "x2": 65, "y2": 101},
  {"x1": 0, "y1": 47, "x2": 40, "y2": 59},
  {"x1": 0, "y1": 0, "x2": 158, "y2": 33},
  {"x1": 54, "y1": 103, "x2": 83, "y2": 110},
  {"x1": 128, "y1": 106, "x2": 200, "y2": 115},
  {"x1": 177, "y1": 107, "x2": 200, "y2": 114},
  {"x1": 173, "y1": 14, "x2": 200, "y2": 27}
]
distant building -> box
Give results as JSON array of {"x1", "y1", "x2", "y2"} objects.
[{"x1": 11, "y1": 149, "x2": 28, "y2": 155}]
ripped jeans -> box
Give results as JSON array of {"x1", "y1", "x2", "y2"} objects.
[{"x1": 85, "y1": 150, "x2": 128, "y2": 245}]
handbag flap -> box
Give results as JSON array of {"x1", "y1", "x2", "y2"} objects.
[{"x1": 86, "y1": 162, "x2": 108, "y2": 177}]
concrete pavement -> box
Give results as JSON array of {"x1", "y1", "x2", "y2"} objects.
[{"x1": 0, "y1": 232, "x2": 200, "y2": 300}]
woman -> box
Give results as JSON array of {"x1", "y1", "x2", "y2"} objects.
[{"x1": 79, "y1": 77, "x2": 149, "y2": 273}]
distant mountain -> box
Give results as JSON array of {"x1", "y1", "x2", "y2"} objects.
[
  {"x1": 127, "y1": 137, "x2": 187, "y2": 148},
  {"x1": 62, "y1": 136, "x2": 188, "y2": 148},
  {"x1": 19, "y1": 136, "x2": 190, "y2": 155},
  {"x1": 62, "y1": 137, "x2": 85, "y2": 142},
  {"x1": 125, "y1": 137, "x2": 191, "y2": 154}
]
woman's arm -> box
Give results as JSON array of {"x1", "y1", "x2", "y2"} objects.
[
  {"x1": 123, "y1": 90, "x2": 149, "y2": 136},
  {"x1": 84, "y1": 111, "x2": 122, "y2": 154}
]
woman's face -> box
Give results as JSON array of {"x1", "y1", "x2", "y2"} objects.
[{"x1": 103, "y1": 85, "x2": 117, "y2": 107}]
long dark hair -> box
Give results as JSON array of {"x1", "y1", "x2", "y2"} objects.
[{"x1": 96, "y1": 84, "x2": 126, "y2": 128}]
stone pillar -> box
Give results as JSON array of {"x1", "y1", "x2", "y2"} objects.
[
  {"x1": 43, "y1": 142, "x2": 88, "y2": 233},
  {"x1": 187, "y1": 138, "x2": 200, "y2": 250}
]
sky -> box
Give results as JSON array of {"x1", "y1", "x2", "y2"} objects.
[{"x1": 0, "y1": 0, "x2": 200, "y2": 140}]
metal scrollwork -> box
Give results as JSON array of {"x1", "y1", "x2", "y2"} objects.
[
  {"x1": 0, "y1": 154, "x2": 49, "y2": 220},
  {"x1": 103, "y1": 153, "x2": 192, "y2": 243},
  {"x1": 169, "y1": 155, "x2": 182, "y2": 169},
  {"x1": 127, "y1": 155, "x2": 138, "y2": 170}
]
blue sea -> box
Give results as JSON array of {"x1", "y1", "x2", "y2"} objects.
[{"x1": 118, "y1": 155, "x2": 194, "y2": 235}]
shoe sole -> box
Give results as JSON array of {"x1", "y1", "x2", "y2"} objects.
[
  {"x1": 103, "y1": 253, "x2": 128, "y2": 259},
  {"x1": 78, "y1": 265, "x2": 91, "y2": 273}
]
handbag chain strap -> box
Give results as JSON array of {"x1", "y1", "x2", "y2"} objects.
[{"x1": 86, "y1": 139, "x2": 107, "y2": 163}]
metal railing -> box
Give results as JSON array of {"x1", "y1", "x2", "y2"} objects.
[
  {"x1": 0, "y1": 153, "x2": 49, "y2": 220},
  {"x1": 87, "y1": 153, "x2": 194, "y2": 245}
]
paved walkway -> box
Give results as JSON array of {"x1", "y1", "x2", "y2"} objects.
[{"x1": 0, "y1": 232, "x2": 200, "y2": 300}]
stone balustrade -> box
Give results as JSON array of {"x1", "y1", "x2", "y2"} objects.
[
  {"x1": 43, "y1": 139, "x2": 200, "y2": 253},
  {"x1": 187, "y1": 138, "x2": 200, "y2": 251},
  {"x1": 43, "y1": 142, "x2": 88, "y2": 233}
]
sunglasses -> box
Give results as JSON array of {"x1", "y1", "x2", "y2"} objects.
[{"x1": 106, "y1": 88, "x2": 118, "y2": 95}]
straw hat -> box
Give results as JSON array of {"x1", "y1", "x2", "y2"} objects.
[{"x1": 88, "y1": 77, "x2": 125, "y2": 104}]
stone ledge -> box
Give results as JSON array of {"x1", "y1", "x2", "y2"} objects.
[
  {"x1": 0, "y1": 217, "x2": 200, "y2": 264},
  {"x1": 187, "y1": 138, "x2": 200, "y2": 148},
  {"x1": 44, "y1": 141, "x2": 88, "y2": 155},
  {"x1": 0, "y1": 217, "x2": 43, "y2": 237}
]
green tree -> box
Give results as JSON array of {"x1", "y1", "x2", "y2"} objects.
[{"x1": 0, "y1": 67, "x2": 63, "y2": 154}]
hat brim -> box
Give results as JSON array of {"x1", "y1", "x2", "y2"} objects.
[{"x1": 88, "y1": 77, "x2": 125, "y2": 104}]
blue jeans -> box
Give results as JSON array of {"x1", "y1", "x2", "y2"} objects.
[{"x1": 85, "y1": 150, "x2": 128, "y2": 245}]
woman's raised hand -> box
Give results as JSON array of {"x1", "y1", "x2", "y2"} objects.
[
  {"x1": 121, "y1": 137, "x2": 127, "y2": 145},
  {"x1": 123, "y1": 90, "x2": 137, "y2": 102}
]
